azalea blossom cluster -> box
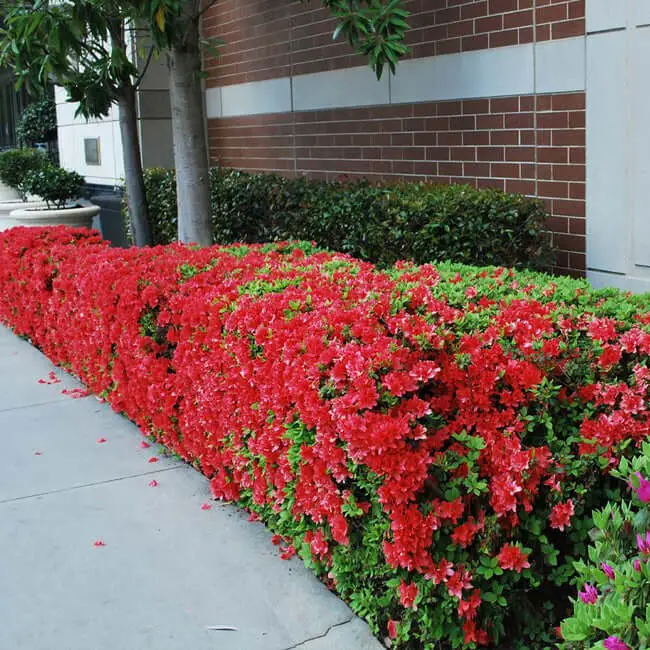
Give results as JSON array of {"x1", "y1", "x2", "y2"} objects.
[{"x1": 1, "y1": 227, "x2": 649, "y2": 649}]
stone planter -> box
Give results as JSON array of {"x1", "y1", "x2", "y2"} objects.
[
  {"x1": 7, "y1": 203, "x2": 100, "y2": 230},
  {"x1": 0, "y1": 181, "x2": 20, "y2": 202},
  {"x1": 0, "y1": 199, "x2": 49, "y2": 231}
]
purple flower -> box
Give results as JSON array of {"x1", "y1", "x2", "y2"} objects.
[
  {"x1": 603, "y1": 636, "x2": 630, "y2": 650},
  {"x1": 578, "y1": 583, "x2": 598, "y2": 604},
  {"x1": 637, "y1": 531, "x2": 650, "y2": 554},
  {"x1": 634, "y1": 472, "x2": 650, "y2": 502},
  {"x1": 601, "y1": 562, "x2": 615, "y2": 580},
  {"x1": 634, "y1": 558, "x2": 642, "y2": 572}
]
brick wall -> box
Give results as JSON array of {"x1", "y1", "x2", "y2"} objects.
[
  {"x1": 208, "y1": 91, "x2": 585, "y2": 275},
  {"x1": 204, "y1": 0, "x2": 585, "y2": 87},
  {"x1": 203, "y1": 2, "x2": 587, "y2": 276}
]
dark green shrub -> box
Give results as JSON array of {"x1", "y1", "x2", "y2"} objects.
[
  {"x1": 16, "y1": 99, "x2": 57, "y2": 147},
  {"x1": 0, "y1": 148, "x2": 49, "y2": 198},
  {"x1": 133, "y1": 167, "x2": 554, "y2": 269},
  {"x1": 21, "y1": 165, "x2": 85, "y2": 209}
]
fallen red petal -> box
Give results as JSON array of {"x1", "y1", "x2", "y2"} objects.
[
  {"x1": 201, "y1": 503, "x2": 212, "y2": 510},
  {"x1": 140, "y1": 441, "x2": 151, "y2": 449},
  {"x1": 147, "y1": 456, "x2": 159, "y2": 463},
  {"x1": 149, "y1": 479, "x2": 159, "y2": 487},
  {"x1": 93, "y1": 540, "x2": 106, "y2": 547},
  {"x1": 96, "y1": 437, "x2": 107, "y2": 444}
]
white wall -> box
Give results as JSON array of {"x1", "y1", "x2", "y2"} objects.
[
  {"x1": 55, "y1": 38, "x2": 173, "y2": 188},
  {"x1": 586, "y1": 0, "x2": 650, "y2": 292}
]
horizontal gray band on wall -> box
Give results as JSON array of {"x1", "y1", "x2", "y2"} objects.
[{"x1": 205, "y1": 37, "x2": 586, "y2": 120}]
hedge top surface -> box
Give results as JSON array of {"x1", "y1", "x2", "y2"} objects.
[{"x1": 1, "y1": 226, "x2": 650, "y2": 649}]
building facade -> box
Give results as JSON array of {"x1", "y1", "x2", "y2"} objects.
[
  {"x1": 56, "y1": 1, "x2": 650, "y2": 292},
  {"x1": 201, "y1": 0, "x2": 650, "y2": 292}
]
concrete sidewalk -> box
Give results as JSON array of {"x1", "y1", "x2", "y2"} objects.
[{"x1": 0, "y1": 325, "x2": 384, "y2": 650}]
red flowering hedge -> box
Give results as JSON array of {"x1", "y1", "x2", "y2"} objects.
[{"x1": 2, "y1": 226, "x2": 650, "y2": 649}]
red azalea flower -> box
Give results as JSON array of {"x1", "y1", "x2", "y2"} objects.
[
  {"x1": 549, "y1": 500, "x2": 575, "y2": 531},
  {"x1": 387, "y1": 619, "x2": 398, "y2": 640},
  {"x1": 398, "y1": 580, "x2": 419, "y2": 610},
  {"x1": 497, "y1": 544, "x2": 531, "y2": 573}
]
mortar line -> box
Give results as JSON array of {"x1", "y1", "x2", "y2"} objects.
[{"x1": 0, "y1": 466, "x2": 184, "y2": 505}]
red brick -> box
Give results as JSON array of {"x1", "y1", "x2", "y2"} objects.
[
  {"x1": 552, "y1": 93, "x2": 585, "y2": 110},
  {"x1": 506, "y1": 179, "x2": 535, "y2": 194},
  {"x1": 555, "y1": 233, "x2": 585, "y2": 253},
  {"x1": 552, "y1": 129, "x2": 585, "y2": 146},
  {"x1": 552, "y1": 19, "x2": 585, "y2": 39},
  {"x1": 538, "y1": 147, "x2": 568, "y2": 163},
  {"x1": 538, "y1": 180, "x2": 569, "y2": 198},
  {"x1": 489, "y1": 29, "x2": 520, "y2": 48},
  {"x1": 538, "y1": 111, "x2": 569, "y2": 129},
  {"x1": 491, "y1": 162, "x2": 521, "y2": 178},
  {"x1": 536, "y1": 4, "x2": 567, "y2": 24},
  {"x1": 477, "y1": 146, "x2": 505, "y2": 161},
  {"x1": 553, "y1": 198, "x2": 586, "y2": 218},
  {"x1": 464, "y1": 162, "x2": 491, "y2": 176},
  {"x1": 491, "y1": 130, "x2": 519, "y2": 145},
  {"x1": 506, "y1": 146, "x2": 536, "y2": 162},
  {"x1": 546, "y1": 215, "x2": 569, "y2": 233},
  {"x1": 569, "y1": 217, "x2": 586, "y2": 235},
  {"x1": 503, "y1": 9, "x2": 533, "y2": 28},
  {"x1": 552, "y1": 164, "x2": 585, "y2": 182}
]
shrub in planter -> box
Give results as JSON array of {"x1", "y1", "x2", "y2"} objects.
[
  {"x1": 2, "y1": 227, "x2": 650, "y2": 649},
  {"x1": 559, "y1": 443, "x2": 650, "y2": 650},
  {"x1": 21, "y1": 165, "x2": 84, "y2": 209},
  {"x1": 0, "y1": 148, "x2": 49, "y2": 199}
]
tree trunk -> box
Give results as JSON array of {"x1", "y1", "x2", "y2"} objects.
[
  {"x1": 118, "y1": 85, "x2": 152, "y2": 247},
  {"x1": 168, "y1": 33, "x2": 212, "y2": 246}
]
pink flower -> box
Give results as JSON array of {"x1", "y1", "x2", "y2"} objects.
[
  {"x1": 600, "y1": 562, "x2": 615, "y2": 580},
  {"x1": 634, "y1": 472, "x2": 650, "y2": 502},
  {"x1": 578, "y1": 584, "x2": 598, "y2": 604},
  {"x1": 603, "y1": 636, "x2": 630, "y2": 650},
  {"x1": 633, "y1": 558, "x2": 642, "y2": 572},
  {"x1": 637, "y1": 531, "x2": 650, "y2": 554}
]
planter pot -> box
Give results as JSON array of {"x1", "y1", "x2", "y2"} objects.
[
  {"x1": 7, "y1": 203, "x2": 100, "y2": 230},
  {"x1": 0, "y1": 199, "x2": 49, "y2": 231},
  {"x1": 0, "y1": 181, "x2": 20, "y2": 202}
]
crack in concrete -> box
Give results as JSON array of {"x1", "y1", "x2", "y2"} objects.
[
  {"x1": 283, "y1": 616, "x2": 355, "y2": 650},
  {"x1": 0, "y1": 397, "x2": 72, "y2": 414},
  {"x1": 0, "y1": 465, "x2": 183, "y2": 504}
]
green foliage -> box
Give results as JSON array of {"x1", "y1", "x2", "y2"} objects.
[
  {"x1": 21, "y1": 165, "x2": 85, "y2": 209},
  {"x1": 559, "y1": 443, "x2": 650, "y2": 650},
  {"x1": 136, "y1": 167, "x2": 554, "y2": 270},
  {"x1": 16, "y1": 99, "x2": 57, "y2": 146},
  {"x1": 0, "y1": 148, "x2": 49, "y2": 199},
  {"x1": 0, "y1": 0, "x2": 142, "y2": 118}
]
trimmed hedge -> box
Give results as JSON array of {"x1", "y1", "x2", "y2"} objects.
[
  {"x1": 137, "y1": 167, "x2": 554, "y2": 270},
  {"x1": 2, "y1": 227, "x2": 650, "y2": 649}
]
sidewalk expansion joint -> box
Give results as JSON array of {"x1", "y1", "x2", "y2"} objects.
[
  {"x1": 282, "y1": 616, "x2": 355, "y2": 649},
  {"x1": 0, "y1": 465, "x2": 183, "y2": 505}
]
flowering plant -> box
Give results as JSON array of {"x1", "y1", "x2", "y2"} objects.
[
  {"x1": 559, "y1": 441, "x2": 650, "y2": 650},
  {"x1": 1, "y1": 227, "x2": 650, "y2": 649}
]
